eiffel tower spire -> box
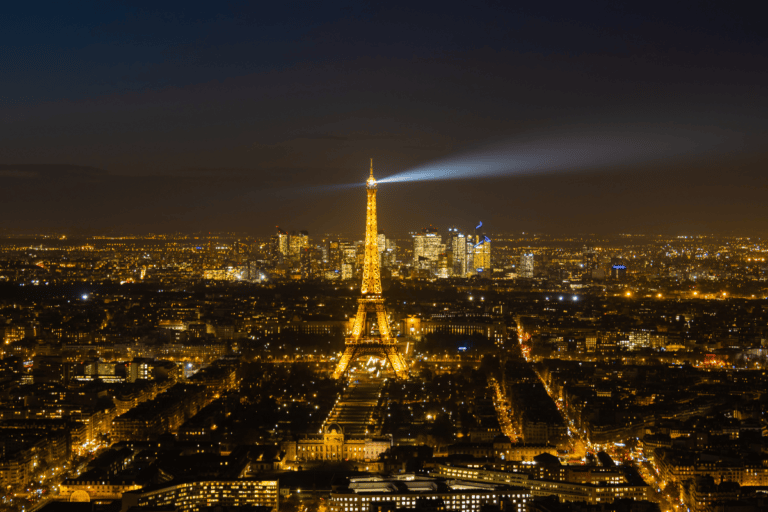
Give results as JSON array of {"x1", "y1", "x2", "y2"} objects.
[
  {"x1": 361, "y1": 159, "x2": 381, "y2": 296},
  {"x1": 332, "y1": 160, "x2": 408, "y2": 380}
]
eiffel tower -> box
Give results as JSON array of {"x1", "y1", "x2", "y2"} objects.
[{"x1": 332, "y1": 160, "x2": 409, "y2": 380}]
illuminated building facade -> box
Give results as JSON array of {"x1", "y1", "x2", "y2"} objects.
[
  {"x1": 473, "y1": 235, "x2": 491, "y2": 272},
  {"x1": 332, "y1": 161, "x2": 409, "y2": 380},
  {"x1": 127, "y1": 479, "x2": 279, "y2": 512},
  {"x1": 288, "y1": 424, "x2": 391, "y2": 463},
  {"x1": 465, "y1": 238, "x2": 475, "y2": 276},
  {"x1": 378, "y1": 233, "x2": 397, "y2": 268},
  {"x1": 413, "y1": 227, "x2": 443, "y2": 271},
  {"x1": 519, "y1": 254, "x2": 534, "y2": 278},
  {"x1": 329, "y1": 239, "x2": 341, "y2": 269},
  {"x1": 59, "y1": 479, "x2": 141, "y2": 502},
  {"x1": 449, "y1": 229, "x2": 467, "y2": 277},
  {"x1": 289, "y1": 230, "x2": 309, "y2": 260},
  {"x1": 377, "y1": 233, "x2": 386, "y2": 254},
  {"x1": 276, "y1": 229, "x2": 289, "y2": 257},
  {"x1": 399, "y1": 318, "x2": 507, "y2": 345},
  {"x1": 435, "y1": 252, "x2": 451, "y2": 278},
  {"x1": 340, "y1": 241, "x2": 357, "y2": 265},
  {"x1": 329, "y1": 476, "x2": 530, "y2": 512},
  {"x1": 434, "y1": 462, "x2": 649, "y2": 505}
]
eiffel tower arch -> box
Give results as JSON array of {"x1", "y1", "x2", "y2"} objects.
[{"x1": 332, "y1": 160, "x2": 409, "y2": 380}]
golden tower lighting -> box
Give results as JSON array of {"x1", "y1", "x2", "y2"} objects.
[{"x1": 332, "y1": 160, "x2": 409, "y2": 380}]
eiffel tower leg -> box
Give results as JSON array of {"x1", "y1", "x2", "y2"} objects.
[
  {"x1": 333, "y1": 345, "x2": 357, "y2": 380},
  {"x1": 384, "y1": 345, "x2": 409, "y2": 380}
]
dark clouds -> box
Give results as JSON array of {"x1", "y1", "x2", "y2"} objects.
[{"x1": 1, "y1": 1, "x2": 767, "y2": 235}]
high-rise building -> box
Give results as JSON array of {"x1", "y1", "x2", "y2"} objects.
[
  {"x1": 465, "y1": 238, "x2": 475, "y2": 276},
  {"x1": 381, "y1": 238, "x2": 397, "y2": 268},
  {"x1": 336, "y1": 240, "x2": 357, "y2": 276},
  {"x1": 289, "y1": 230, "x2": 309, "y2": 260},
  {"x1": 355, "y1": 241, "x2": 366, "y2": 271},
  {"x1": 413, "y1": 226, "x2": 443, "y2": 271},
  {"x1": 271, "y1": 227, "x2": 289, "y2": 261},
  {"x1": 448, "y1": 228, "x2": 467, "y2": 277},
  {"x1": 435, "y1": 252, "x2": 451, "y2": 278},
  {"x1": 474, "y1": 235, "x2": 491, "y2": 273},
  {"x1": 278, "y1": 228, "x2": 289, "y2": 256},
  {"x1": 300, "y1": 247, "x2": 312, "y2": 279},
  {"x1": 377, "y1": 233, "x2": 386, "y2": 254},
  {"x1": 377, "y1": 233, "x2": 393, "y2": 268},
  {"x1": 328, "y1": 239, "x2": 343, "y2": 271},
  {"x1": 336, "y1": 240, "x2": 355, "y2": 263},
  {"x1": 520, "y1": 254, "x2": 534, "y2": 278},
  {"x1": 466, "y1": 222, "x2": 488, "y2": 275}
]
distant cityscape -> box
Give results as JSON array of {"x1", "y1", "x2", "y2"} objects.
[
  {"x1": 6, "y1": 0, "x2": 765, "y2": 510},
  {"x1": 1, "y1": 215, "x2": 768, "y2": 512},
  {"x1": 4, "y1": 229, "x2": 766, "y2": 288}
]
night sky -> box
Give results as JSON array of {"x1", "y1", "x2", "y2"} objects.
[{"x1": 2, "y1": 1, "x2": 767, "y2": 236}]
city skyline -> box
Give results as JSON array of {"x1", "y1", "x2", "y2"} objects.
[
  {"x1": 2, "y1": 165, "x2": 768, "y2": 512},
  {"x1": 2, "y1": 3, "x2": 768, "y2": 512}
]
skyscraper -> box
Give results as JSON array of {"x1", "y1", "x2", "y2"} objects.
[
  {"x1": 413, "y1": 226, "x2": 443, "y2": 272},
  {"x1": 289, "y1": 230, "x2": 309, "y2": 260},
  {"x1": 377, "y1": 233, "x2": 386, "y2": 254},
  {"x1": 435, "y1": 252, "x2": 451, "y2": 278},
  {"x1": 300, "y1": 247, "x2": 313, "y2": 279},
  {"x1": 474, "y1": 235, "x2": 491, "y2": 272},
  {"x1": 377, "y1": 232, "x2": 393, "y2": 268},
  {"x1": 274, "y1": 228, "x2": 289, "y2": 259},
  {"x1": 465, "y1": 238, "x2": 475, "y2": 276},
  {"x1": 341, "y1": 261, "x2": 354, "y2": 280},
  {"x1": 328, "y1": 239, "x2": 341, "y2": 270},
  {"x1": 381, "y1": 238, "x2": 397, "y2": 268},
  {"x1": 448, "y1": 228, "x2": 467, "y2": 277},
  {"x1": 338, "y1": 240, "x2": 357, "y2": 277}
]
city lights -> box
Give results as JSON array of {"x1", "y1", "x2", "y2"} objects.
[{"x1": 2, "y1": 3, "x2": 765, "y2": 512}]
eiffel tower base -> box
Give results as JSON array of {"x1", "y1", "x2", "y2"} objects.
[{"x1": 333, "y1": 343, "x2": 409, "y2": 380}]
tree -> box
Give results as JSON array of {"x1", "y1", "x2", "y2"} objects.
[
  {"x1": 429, "y1": 413, "x2": 455, "y2": 448},
  {"x1": 281, "y1": 493, "x2": 302, "y2": 512},
  {"x1": 304, "y1": 487, "x2": 324, "y2": 512},
  {"x1": 479, "y1": 355, "x2": 500, "y2": 380}
]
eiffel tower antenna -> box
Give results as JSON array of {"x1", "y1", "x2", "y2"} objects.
[{"x1": 332, "y1": 160, "x2": 409, "y2": 380}]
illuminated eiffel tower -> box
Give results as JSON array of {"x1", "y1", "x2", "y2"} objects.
[{"x1": 332, "y1": 160, "x2": 409, "y2": 380}]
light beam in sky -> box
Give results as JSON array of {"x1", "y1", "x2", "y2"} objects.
[{"x1": 376, "y1": 123, "x2": 738, "y2": 185}]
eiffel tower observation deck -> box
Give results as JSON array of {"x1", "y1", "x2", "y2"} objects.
[{"x1": 332, "y1": 160, "x2": 409, "y2": 380}]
